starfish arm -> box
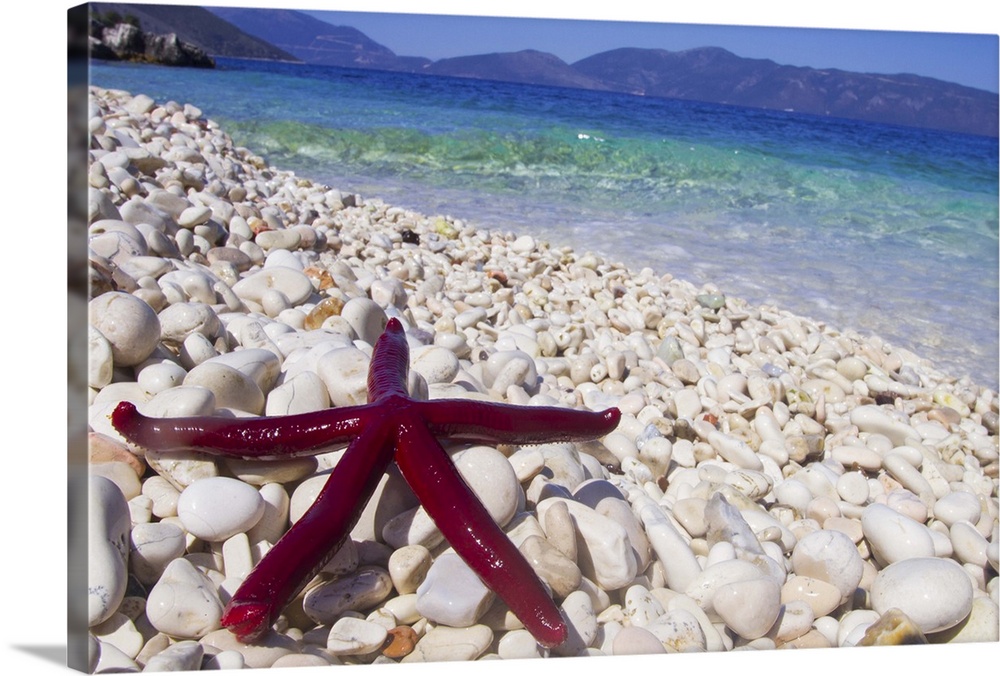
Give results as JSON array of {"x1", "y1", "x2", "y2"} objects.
[
  {"x1": 418, "y1": 399, "x2": 621, "y2": 446},
  {"x1": 222, "y1": 420, "x2": 398, "y2": 643},
  {"x1": 367, "y1": 317, "x2": 410, "y2": 402},
  {"x1": 394, "y1": 415, "x2": 568, "y2": 648},
  {"x1": 110, "y1": 400, "x2": 371, "y2": 458}
]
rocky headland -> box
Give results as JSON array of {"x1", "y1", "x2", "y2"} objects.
[{"x1": 89, "y1": 18, "x2": 214, "y2": 69}]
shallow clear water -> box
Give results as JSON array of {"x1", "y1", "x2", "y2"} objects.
[{"x1": 91, "y1": 58, "x2": 999, "y2": 387}]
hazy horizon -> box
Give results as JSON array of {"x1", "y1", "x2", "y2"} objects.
[{"x1": 292, "y1": 9, "x2": 998, "y2": 94}]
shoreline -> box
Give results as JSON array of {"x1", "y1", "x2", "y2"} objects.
[{"x1": 84, "y1": 86, "x2": 998, "y2": 669}]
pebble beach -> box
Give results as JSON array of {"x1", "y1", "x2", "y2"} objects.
[{"x1": 83, "y1": 85, "x2": 999, "y2": 671}]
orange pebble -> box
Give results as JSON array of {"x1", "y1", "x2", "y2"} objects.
[{"x1": 382, "y1": 626, "x2": 418, "y2": 659}]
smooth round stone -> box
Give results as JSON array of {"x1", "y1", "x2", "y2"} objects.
[
  {"x1": 232, "y1": 266, "x2": 314, "y2": 306},
  {"x1": 781, "y1": 576, "x2": 842, "y2": 618},
  {"x1": 246, "y1": 483, "x2": 290, "y2": 546},
  {"x1": 89, "y1": 476, "x2": 131, "y2": 626},
  {"x1": 831, "y1": 445, "x2": 883, "y2": 473},
  {"x1": 536, "y1": 498, "x2": 637, "y2": 591},
  {"x1": 554, "y1": 590, "x2": 598, "y2": 656},
  {"x1": 144, "y1": 447, "x2": 220, "y2": 492},
  {"x1": 89, "y1": 291, "x2": 161, "y2": 367},
  {"x1": 183, "y1": 362, "x2": 265, "y2": 414},
  {"x1": 341, "y1": 297, "x2": 388, "y2": 345},
  {"x1": 933, "y1": 596, "x2": 1000, "y2": 643},
  {"x1": 673, "y1": 389, "x2": 702, "y2": 420},
  {"x1": 451, "y1": 445, "x2": 521, "y2": 528},
  {"x1": 883, "y1": 452, "x2": 935, "y2": 503},
  {"x1": 483, "y1": 350, "x2": 538, "y2": 395},
  {"x1": 200, "y1": 628, "x2": 298, "y2": 668},
  {"x1": 498, "y1": 629, "x2": 549, "y2": 659},
  {"x1": 541, "y1": 499, "x2": 577, "y2": 561},
  {"x1": 157, "y1": 302, "x2": 222, "y2": 344},
  {"x1": 636, "y1": 499, "x2": 702, "y2": 592},
  {"x1": 823, "y1": 516, "x2": 864, "y2": 544},
  {"x1": 645, "y1": 608, "x2": 708, "y2": 652},
  {"x1": 142, "y1": 475, "x2": 181, "y2": 518},
  {"x1": 801, "y1": 377, "x2": 846, "y2": 404},
  {"x1": 684, "y1": 559, "x2": 762, "y2": 613},
  {"x1": 861, "y1": 503, "x2": 935, "y2": 566},
  {"x1": 770, "y1": 599, "x2": 815, "y2": 643},
  {"x1": 708, "y1": 430, "x2": 763, "y2": 470},
  {"x1": 303, "y1": 566, "x2": 394, "y2": 624},
  {"x1": 178, "y1": 205, "x2": 212, "y2": 228},
  {"x1": 401, "y1": 624, "x2": 493, "y2": 663},
  {"x1": 507, "y1": 447, "x2": 545, "y2": 483},
  {"x1": 141, "y1": 641, "x2": 204, "y2": 671},
  {"x1": 837, "y1": 356, "x2": 868, "y2": 381},
  {"x1": 511, "y1": 234, "x2": 536, "y2": 254},
  {"x1": 671, "y1": 498, "x2": 708, "y2": 538},
  {"x1": 177, "y1": 477, "x2": 265, "y2": 541},
  {"x1": 932, "y1": 490, "x2": 982, "y2": 527},
  {"x1": 411, "y1": 345, "x2": 460, "y2": 384},
  {"x1": 713, "y1": 577, "x2": 782, "y2": 639},
  {"x1": 416, "y1": 552, "x2": 495, "y2": 628},
  {"x1": 137, "y1": 361, "x2": 188, "y2": 396},
  {"x1": 90, "y1": 461, "x2": 142, "y2": 501},
  {"x1": 208, "y1": 348, "x2": 282, "y2": 393},
  {"x1": 622, "y1": 585, "x2": 665, "y2": 627},
  {"x1": 146, "y1": 558, "x2": 224, "y2": 639},
  {"x1": 850, "y1": 406, "x2": 919, "y2": 446},
  {"x1": 388, "y1": 545, "x2": 432, "y2": 594},
  {"x1": 383, "y1": 594, "x2": 421, "y2": 625},
  {"x1": 886, "y1": 490, "x2": 928, "y2": 523},
  {"x1": 870, "y1": 557, "x2": 973, "y2": 633},
  {"x1": 725, "y1": 469, "x2": 773, "y2": 500},
  {"x1": 836, "y1": 471, "x2": 870, "y2": 505},
  {"x1": 950, "y1": 520, "x2": 990, "y2": 567},
  {"x1": 129, "y1": 522, "x2": 186, "y2": 585},
  {"x1": 612, "y1": 626, "x2": 666, "y2": 655},
  {"x1": 369, "y1": 277, "x2": 406, "y2": 310},
  {"x1": 93, "y1": 641, "x2": 138, "y2": 673},
  {"x1": 256, "y1": 228, "x2": 301, "y2": 251},
  {"x1": 326, "y1": 617, "x2": 389, "y2": 656},
  {"x1": 382, "y1": 504, "x2": 443, "y2": 550},
  {"x1": 265, "y1": 370, "x2": 330, "y2": 415},
  {"x1": 520, "y1": 534, "x2": 582, "y2": 598},
  {"x1": 790, "y1": 530, "x2": 863, "y2": 603},
  {"x1": 89, "y1": 433, "x2": 145, "y2": 478},
  {"x1": 89, "y1": 326, "x2": 114, "y2": 389},
  {"x1": 316, "y1": 346, "x2": 371, "y2": 407},
  {"x1": 224, "y1": 453, "x2": 317, "y2": 487},
  {"x1": 773, "y1": 478, "x2": 813, "y2": 513}
]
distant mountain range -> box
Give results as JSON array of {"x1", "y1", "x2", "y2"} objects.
[{"x1": 89, "y1": 4, "x2": 998, "y2": 137}]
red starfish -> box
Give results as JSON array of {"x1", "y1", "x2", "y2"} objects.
[{"x1": 111, "y1": 318, "x2": 620, "y2": 648}]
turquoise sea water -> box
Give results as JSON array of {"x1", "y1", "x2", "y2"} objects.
[{"x1": 90, "y1": 58, "x2": 999, "y2": 387}]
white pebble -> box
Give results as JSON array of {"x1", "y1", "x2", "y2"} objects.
[
  {"x1": 89, "y1": 291, "x2": 161, "y2": 367},
  {"x1": 177, "y1": 477, "x2": 266, "y2": 541},
  {"x1": 326, "y1": 617, "x2": 389, "y2": 656},
  {"x1": 146, "y1": 558, "x2": 225, "y2": 639},
  {"x1": 870, "y1": 557, "x2": 973, "y2": 633},
  {"x1": 860, "y1": 503, "x2": 935, "y2": 566},
  {"x1": 416, "y1": 552, "x2": 495, "y2": 628},
  {"x1": 89, "y1": 476, "x2": 130, "y2": 626},
  {"x1": 790, "y1": 530, "x2": 863, "y2": 603},
  {"x1": 713, "y1": 577, "x2": 782, "y2": 639}
]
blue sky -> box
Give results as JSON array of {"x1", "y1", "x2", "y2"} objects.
[{"x1": 183, "y1": 0, "x2": 998, "y2": 94}]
